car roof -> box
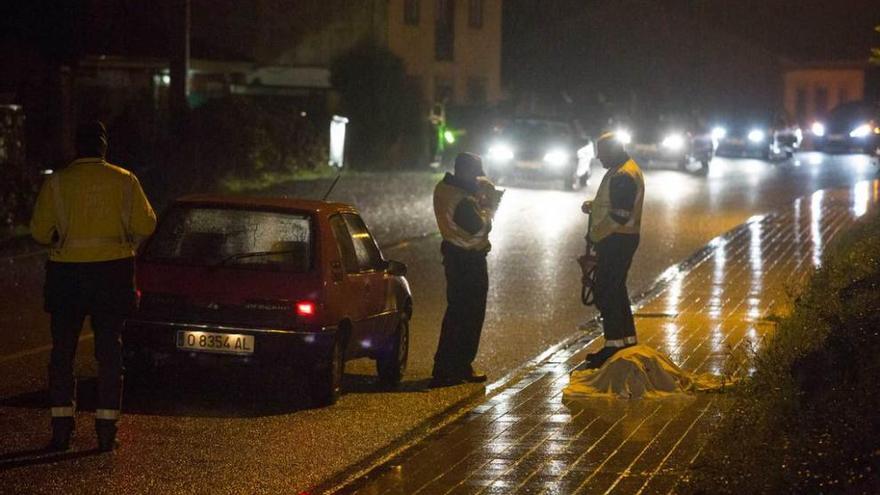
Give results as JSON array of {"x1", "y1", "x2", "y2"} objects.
[{"x1": 174, "y1": 194, "x2": 357, "y2": 216}]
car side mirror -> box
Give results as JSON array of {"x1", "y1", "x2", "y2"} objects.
[{"x1": 385, "y1": 260, "x2": 407, "y2": 277}]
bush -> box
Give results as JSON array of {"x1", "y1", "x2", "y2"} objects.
[
  {"x1": 330, "y1": 40, "x2": 427, "y2": 169},
  {"x1": 681, "y1": 212, "x2": 880, "y2": 494},
  {"x1": 142, "y1": 97, "x2": 327, "y2": 206}
]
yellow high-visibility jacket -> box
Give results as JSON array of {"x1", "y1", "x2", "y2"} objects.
[
  {"x1": 30, "y1": 157, "x2": 157, "y2": 262},
  {"x1": 589, "y1": 158, "x2": 645, "y2": 243}
]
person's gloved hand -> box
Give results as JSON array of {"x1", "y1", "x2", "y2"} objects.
[{"x1": 581, "y1": 200, "x2": 593, "y2": 214}]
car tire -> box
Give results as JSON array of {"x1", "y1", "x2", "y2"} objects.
[
  {"x1": 376, "y1": 318, "x2": 409, "y2": 386},
  {"x1": 309, "y1": 337, "x2": 344, "y2": 407}
]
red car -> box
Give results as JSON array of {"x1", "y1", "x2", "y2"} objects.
[{"x1": 123, "y1": 195, "x2": 412, "y2": 406}]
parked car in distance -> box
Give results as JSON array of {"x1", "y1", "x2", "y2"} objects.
[
  {"x1": 123, "y1": 195, "x2": 412, "y2": 406},
  {"x1": 621, "y1": 114, "x2": 714, "y2": 174},
  {"x1": 812, "y1": 101, "x2": 880, "y2": 155},
  {"x1": 484, "y1": 117, "x2": 595, "y2": 190},
  {"x1": 713, "y1": 113, "x2": 798, "y2": 160}
]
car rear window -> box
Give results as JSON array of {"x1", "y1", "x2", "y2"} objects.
[{"x1": 143, "y1": 206, "x2": 312, "y2": 271}]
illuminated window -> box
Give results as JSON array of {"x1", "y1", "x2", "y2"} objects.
[
  {"x1": 468, "y1": 0, "x2": 483, "y2": 28},
  {"x1": 404, "y1": 0, "x2": 419, "y2": 25}
]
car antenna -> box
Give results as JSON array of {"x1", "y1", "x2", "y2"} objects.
[{"x1": 322, "y1": 171, "x2": 342, "y2": 201}]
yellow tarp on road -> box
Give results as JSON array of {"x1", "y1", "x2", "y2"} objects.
[{"x1": 563, "y1": 345, "x2": 728, "y2": 400}]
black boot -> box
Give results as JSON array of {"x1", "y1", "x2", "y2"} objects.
[
  {"x1": 95, "y1": 419, "x2": 118, "y2": 452},
  {"x1": 49, "y1": 417, "x2": 75, "y2": 451}
]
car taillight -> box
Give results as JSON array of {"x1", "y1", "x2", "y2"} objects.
[{"x1": 295, "y1": 301, "x2": 316, "y2": 317}]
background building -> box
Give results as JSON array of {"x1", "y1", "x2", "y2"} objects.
[
  {"x1": 783, "y1": 61, "x2": 867, "y2": 126},
  {"x1": 279, "y1": 0, "x2": 503, "y2": 107}
]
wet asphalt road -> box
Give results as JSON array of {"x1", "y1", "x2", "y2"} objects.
[{"x1": 0, "y1": 152, "x2": 877, "y2": 494}]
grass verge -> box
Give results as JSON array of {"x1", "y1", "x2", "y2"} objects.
[{"x1": 680, "y1": 211, "x2": 880, "y2": 494}]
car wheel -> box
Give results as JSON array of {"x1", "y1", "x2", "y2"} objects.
[
  {"x1": 376, "y1": 318, "x2": 409, "y2": 386},
  {"x1": 309, "y1": 337, "x2": 344, "y2": 407}
]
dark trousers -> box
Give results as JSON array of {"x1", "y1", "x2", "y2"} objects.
[
  {"x1": 45, "y1": 258, "x2": 135, "y2": 423},
  {"x1": 595, "y1": 234, "x2": 640, "y2": 346},
  {"x1": 433, "y1": 241, "x2": 488, "y2": 378}
]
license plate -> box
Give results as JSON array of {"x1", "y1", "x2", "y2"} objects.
[
  {"x1": 634, "y1": 144, "x2": 658, "y2": 153},
  {"x1": 176, "y1": 330, "x2": 254, "y2": 355},
  {"x1": 516, "y1": 160, "x2": 543, "y2": 170},
  {"x1": 828, "y1": 134, "x2": 844, "y2": 141}
]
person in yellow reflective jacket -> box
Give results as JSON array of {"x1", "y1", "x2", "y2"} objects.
[
  {"x1": 30, "y1": 121, "x2": 156, "y2": 451},
  {"x1": 581, "y1": 132, "x2": 645, "y2": 368}
]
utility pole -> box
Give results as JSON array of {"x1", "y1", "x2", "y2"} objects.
[{"x1": 170, "y1": 0, "x2": 190, "y2": 128}]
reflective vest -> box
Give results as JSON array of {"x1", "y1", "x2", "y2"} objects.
[
  {"x1": 30, "y1": 158, "x2": 157, "y2": 262},
  {"x1": 433, "y1": 177, "x2": 492, "y2": 252},
  {"x1": 590, "y1": 159, "x2": 645, "y2": 243}
]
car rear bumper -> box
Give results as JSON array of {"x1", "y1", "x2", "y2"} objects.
[{"x1": 123, "y1": 318, "x2": 337, "y2": 367}]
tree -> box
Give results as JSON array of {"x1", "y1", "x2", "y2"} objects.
[{"x1": 330, "y1": 41, "x2": 425, "y2": 168}]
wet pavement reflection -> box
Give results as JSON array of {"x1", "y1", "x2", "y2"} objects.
[
  {"x1": 341, "y1": 180, "x2": 880, "y2": 495},
  {"x1": 0, "y1": 154, "x2": 877, "y2": 493}
]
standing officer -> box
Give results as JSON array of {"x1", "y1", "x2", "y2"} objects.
[
  {"x1": 30, "y1": 121, "x2": 156, "y2": 451},
  {"x1": 581, "y1": 132, "x2": 645, "y2": 368},
  {"x1": 431, "y1": 153, "x2": 499, "y2": 386}
]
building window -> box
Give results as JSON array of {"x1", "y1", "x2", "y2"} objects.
[
  {"x1": 434, "y1": 77, "x2": 454, "y2": 103},
  {"x1": 468, "y1": 0, "x2": 483, "y2": 28},
  {"x1": 814, "y1": 86, "x2": 828, "y2": 116},
  {"x1": 404, "y1": 0, "x2": 419, "y2": 25},
  {"x1": 837, "y1": 87, "x2": 849, "y2": 105},
  {"x1": 795, "y1": 88, "x2": 807, "y2": 123},
  {"x1": 435, "y1": 0, "x2": 455, "y2": 61},
  {"x1": 467, "y1": 77, "x2": 487, "y2": 104}
]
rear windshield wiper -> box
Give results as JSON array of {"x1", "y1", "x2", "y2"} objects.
[{"x1": 213, "y1": 249, "x2": 304, "y2": 268}]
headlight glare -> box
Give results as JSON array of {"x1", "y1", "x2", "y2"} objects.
[
  {"x1": 747, "y1": 129, "x2": 765, "y2": 143},
  {"x1": 711, "y1": 127, "x2": 727, "y2": 141},
  {"x1": 543, "y1": 149, "x2": 569, "y2": 167},
  {"x1": 615, "y1": 129, "x2": 632, "y2": 145},
  {"x1": 488, "y1": 143, "x2": 514, "y2": 162},
  {"x1": 661, "y1": 133, "x2": 685, "y2": 151},
  {"x1": 850, "y1": 124, "x2": 871, "y2": 138},
  {"x1": 811, "y1": 122, "x2": 825, "y2": 137}
]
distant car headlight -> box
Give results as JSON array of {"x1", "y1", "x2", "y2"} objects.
[
  {"x1": 811, "y1": 122, "x2": 825, "y2": 137},
  {"x1": 487, "y1": 143, "x2": 514, "y2": 162},
  {"x1": 850, "y1": 124, "x2": 871, "y2": 138},
  {"x1": 661, "y1": 133, "x2": 685, "y2": 151},
  {"x1": 615, "y1": 129, "x2": 632, "y2": 145},
  {"x1": 747, "y1": 129, "x2": 766, "y2": 143},
  {"x1": 711, "y1": 126, "x2": 727, "y2": 141},
  {"x1": 543, "y1": 149, "x2": 570, "y2": 167}
]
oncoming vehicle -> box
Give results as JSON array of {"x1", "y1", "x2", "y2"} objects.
[
  {"x1": 123, "y1": 195, "x2": 412, "y2": 406},
  {"x1": 621, "y1": 114, "x2": 714, "y2": 174},
  {"x1": 812, "y1": 101, "x2": 880, "y2": 155},
  {"x1": 713, "y1": 113, "x2": 800, "y2": 160},
  {"x1": 484, "y1": 117, "x2": 594, "y2": 190}
]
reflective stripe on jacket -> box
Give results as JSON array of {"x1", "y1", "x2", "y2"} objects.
[
  {"x1": 433, "y1": 173, "x2": 493, "y2": 252},
  {"x1": 589, "y1": 159, "x2": 645, "y2": 243},
  {"x1": 30, "y1": 158, "x2": 157, "y2": 262}
]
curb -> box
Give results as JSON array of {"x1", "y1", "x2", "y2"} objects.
[{"x1": 317, "y1": 213, "x2": 773, "y2": 494}]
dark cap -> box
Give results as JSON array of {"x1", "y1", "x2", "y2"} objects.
[
  {"x1": 454, "y1": 152, "x2": 484, "y2": 177},
  {"x1": 75, "y1": 120, "x2": 108, "y2": 157},
  {"x1": 596, "y1": 132, "x2": 629, "y2": 167}
]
